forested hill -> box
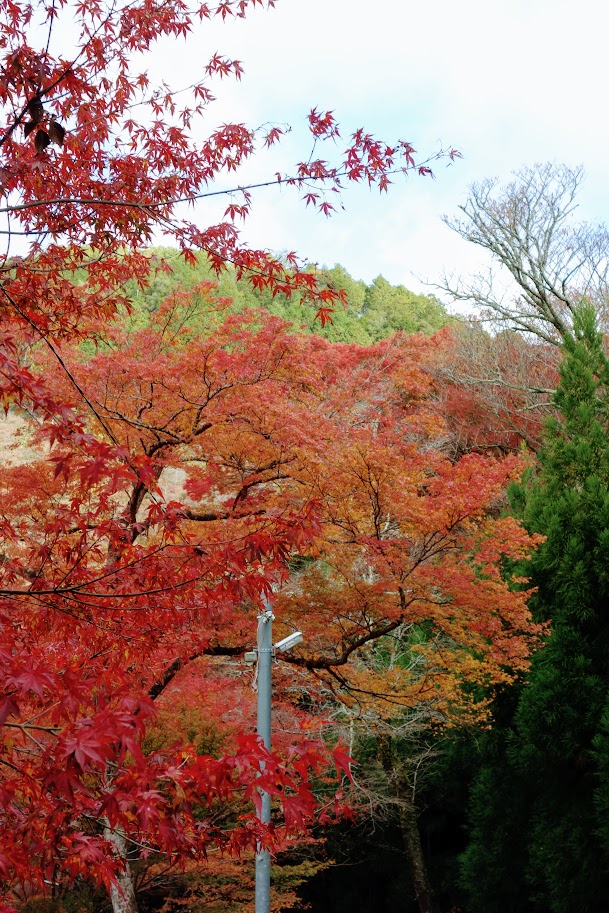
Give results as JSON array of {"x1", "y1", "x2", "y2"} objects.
[{"x1": 125, "y1": 248, "x2": 450, "y2": 343}]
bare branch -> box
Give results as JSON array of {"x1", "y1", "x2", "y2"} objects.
[{"x1": 437, "y1": 164, "x2": 609, "y2": 345}]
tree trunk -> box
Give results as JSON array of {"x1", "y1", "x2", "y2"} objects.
[
  {"x1": 378, "y1": 735, "x2": 438, "y2": 913},
  {"x1": 396, "y1": 778, "x2": 438, "y2": 913},
  {"x1": 103, "y1": 823, "x2": 139, "y2": 913}
]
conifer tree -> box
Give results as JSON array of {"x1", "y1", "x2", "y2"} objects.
[{"x1": 461, "y1": 305, "x2": 609, "y2": 913}]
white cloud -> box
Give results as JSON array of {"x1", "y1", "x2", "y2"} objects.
[{"x1": 66, "y1": 0, "x2": 609, "y2": 295}]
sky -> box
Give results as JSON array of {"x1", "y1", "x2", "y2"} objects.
[
  {"x1": 159, "y1": 0, "x2": 607, "y2": 300},
  {"x1": 38, "y1": 0, "x2": 609, "y2": 302}
]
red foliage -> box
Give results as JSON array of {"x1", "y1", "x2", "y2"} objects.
[
  {"x1": 430, "y1": 325, "x2": 559, "y2": 456},
  {"x1": 0, "y1": 1, "x2": 533, "y2": 908},
  {"x1": 0, "y1": 305, "x2": 544, "y2": 905}
]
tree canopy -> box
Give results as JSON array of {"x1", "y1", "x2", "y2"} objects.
[
  {"x1": 4, "y1": 2, "x2": 591, "y2": 911},
  {"x1": 0, "y1": 293, "x2": 543, "y2": 909},
  {"x1": 121, "y1": 249, "x2": 450, "y2": 344}
]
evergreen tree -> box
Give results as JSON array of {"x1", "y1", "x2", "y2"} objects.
[
  {"x1": 124, "y1": 250, "x2": 448, "y2": 343},
  {"x1": 361, "y1": 275, "x2": 447, "y2": 341},
  {"x1": 461, "y1": 305, "x2": 609, "y2": 913}
]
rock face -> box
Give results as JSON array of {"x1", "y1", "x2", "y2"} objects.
[
  {"x1": 0, "y1": 412, "x2": 42, "y2": 466},
  {"x1": 0, "y1": 412, "x2": 191, "y2": 505},
  {"x1": 156, "y1": 465, "x2": 188, "y2": 501}
]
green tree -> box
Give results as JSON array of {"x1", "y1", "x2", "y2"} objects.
[
  {"x1": 124, "y1": 251, "x2": 448, "y2": 344},
  {"x1": 461, "y1": 304, "x2": 609, "y2": 913},
  {"x1": 361, "y1": 276, "x2": 447, "y2": 341}
]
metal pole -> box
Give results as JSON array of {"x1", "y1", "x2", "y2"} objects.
[{"x1": 255, "y1": 596, "x2": 273, "y2": 913}]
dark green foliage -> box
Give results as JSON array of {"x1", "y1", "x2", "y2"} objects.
[
  {"x1": 460, "y1": 305, "x2": 609, "y2": 913},
  {"x1": 460, "y1": 746, "x2": 530, "y2": 913},
  {"x1": 294, "y1": 819, "x2": 421, "y2": 913}
]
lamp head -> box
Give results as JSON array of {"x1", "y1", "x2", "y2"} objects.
[{"x1": 274, "y1": 631, "x2": 303, "y2": 653}]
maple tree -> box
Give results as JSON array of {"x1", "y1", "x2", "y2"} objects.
[
  {"x1": 263, "y1": 330, "x2": 545, "y2": 913},
  {"x1": 0, "y1": 293, "x2": 544, "y2": 911},
  {"x1": 0, "y1": 0, "x2": 535, "y2": 909},
  {"x1": 0, "y1": 301, "x2": 329, "y2": 912},
  {"x1": 273, "y1": 329, "x2": 542, "y2": 708},
  {"x1": 432, "y1": 322, "x2": 558, "y2": 457}
]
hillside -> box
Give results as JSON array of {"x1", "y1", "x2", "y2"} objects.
[{"x1": 122, "y1": 249, "x2": 450, "y2": 343}]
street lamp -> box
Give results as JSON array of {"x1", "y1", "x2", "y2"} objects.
[{"x1": 244, "y1": 595, "x2": 303, "y2": 913}]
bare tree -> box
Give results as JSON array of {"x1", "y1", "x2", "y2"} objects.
[{"x1": 439, "y1": 164, "x2": 609, "y2": 345}]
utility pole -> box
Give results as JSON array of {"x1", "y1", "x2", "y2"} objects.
[
  {"x1": 246, "y1": 597, "x2": 303, "y2": 913},
  {"x1": 254, "y1": 598, "x2": 273, "y2": 913}
]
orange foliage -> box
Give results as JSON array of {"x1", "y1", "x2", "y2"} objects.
[
  {"x1": 0, "y1": 2, "x2": 515, "y2": 901},
  {"x1": 0, "y1": 295, "x2": 544, "y2": 905}
]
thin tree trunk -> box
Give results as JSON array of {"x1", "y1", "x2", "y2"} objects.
[
  {"x1": 378, "y1": 735, "x2": 439, "y2": 913},
  {"x1": 103, "y1": 822, "x2": 139, "y2": 913},
  {"x1": 395, "y1": 776, "x2": 438, "y2": 913}
]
